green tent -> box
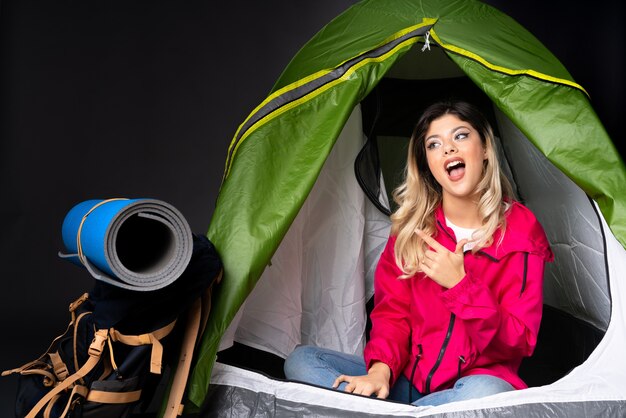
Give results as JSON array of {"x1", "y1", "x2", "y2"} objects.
[{"x1": 186, "y1": 0, "x2": 626, "y2": 415}]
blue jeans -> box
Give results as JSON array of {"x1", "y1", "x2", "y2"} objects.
[{"x1": 284, "y1": 345, "x2": 515, "y2": 406}]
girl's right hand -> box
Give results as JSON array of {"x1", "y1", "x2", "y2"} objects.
[
  {"x1": 416, "y1": 229, "x2": 467, "y2": 288},
  {"x1": 332, "y1": 362, "x2": 391, "y2": 399}
]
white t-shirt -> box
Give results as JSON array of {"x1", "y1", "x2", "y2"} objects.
[{"x1": 445, "y1": 217, "x2": 477, "y2": 252}]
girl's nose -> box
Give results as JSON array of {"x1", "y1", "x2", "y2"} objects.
[{"x1": 444, "y1": 141, "x2": 458, "y2": 154}]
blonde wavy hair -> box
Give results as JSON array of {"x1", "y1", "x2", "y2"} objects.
[{"x1": 391, "y1": 101, "x2": 513, "y2": 278}]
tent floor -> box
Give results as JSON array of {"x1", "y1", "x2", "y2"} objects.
[{"x1": 217, "y1": 342, "x2": 286, "y2": 380}]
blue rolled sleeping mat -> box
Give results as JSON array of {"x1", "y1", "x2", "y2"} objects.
[
  {"x1": 58, "y1": 197, "x2": 223, "y2": 333},
  {"x1": 60, "y1": 198, "x2": 194, "y2": 292}
]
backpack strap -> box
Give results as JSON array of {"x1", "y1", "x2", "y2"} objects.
[
  {"x1": 109, "y1": 319, "x2": 177, "y2": 374},
  {"x1": 73, "y1": 310, "x2": 92, "y2": 381},
  {"x1": 43, "y1": 393, "x2": 61, "y2": 418},
  {"x1": 48, "y1": 351, "x2": 69, "y2": 381},
  {"x1": 199, "y1": 269, "x2": 223, "y2": 341},
  {"x1": 2, "y1": 360, "x2": 55, "y2": 386},
  {"x1": 56, "y1": 385, "x2": 89, "y2": 418},
  {"x1": 163, "y1": 268, "x2": 223, "y2": 418},
  {"x1": 163, "y1": 298, "x2": 202, "y2": 417},
  {"x1": 25, "y1": 329, "x2": 109, "y2": 418},
  {"x1": 86, "y1": 388, "x2": 142, "y2": 404},
  {"x1": 1, "y1": 293, "x2": 91, "y2": 383}
]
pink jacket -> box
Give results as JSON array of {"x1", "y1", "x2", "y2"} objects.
[{"x1": 364, "y1": 202, "x2": 553, "y2": 393}]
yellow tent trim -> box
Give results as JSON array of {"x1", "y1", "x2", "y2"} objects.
[
  {"x1": 225, "y1": 37, "x2": 421, "y2": 178},
  {"x1": 428, "y1": 28, "x2": 588, "y2": 95},
  {"x1": 223, "y1": 18, "x2": 437, "y2": 179}
]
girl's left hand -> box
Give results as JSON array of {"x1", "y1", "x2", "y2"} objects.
[
  {"x1": 333, "y1": 362, "x2": 391, "y2": 399},
  {"x1": 416, "y1": 229, "x2": 467, "y2": 288}
]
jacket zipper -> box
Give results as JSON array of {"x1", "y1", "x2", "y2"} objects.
[
  {"x1": 425, "y1": 313, "x2": 456, "y2": 394},
  {"x1": 457, "y1": 355, "x2": 466, "y2": 380},
  {"x1": 519, "y1": 252, "x2": 529, "y2": 297},
  {"x1": 408, "y1": 344, "x2": 423, "y2": 402}
]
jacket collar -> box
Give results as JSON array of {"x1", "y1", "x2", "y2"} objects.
[{"x1": 434, "y1": 203, "x2": 553, "y2": 262}]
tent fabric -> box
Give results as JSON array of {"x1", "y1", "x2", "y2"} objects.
[
  {"x1": 271, "y1": 1, "x2": 583, "y2": 92},
  {"x1": 493, "y1": 108, "x2": 610, "y2": 331},
  {"x1": 223, "y1": 22, "x2": 432, "y2": 179},
  {"x1": 218, "y1": 108, "x2": 391, "y2": 358},
  {"x1": 60, "y1": 198, "x2": 193, "y2": 291},
  {"x1": 444, "y1": 53, "x2": 626, "y2": 248},
  {"x1": 188, "y1": 0, "x2": 626, "y2": 414},
  {"x1": 219, "y1": 109, "x2": 369, "y2": 357}
]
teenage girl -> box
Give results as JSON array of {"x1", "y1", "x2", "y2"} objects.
[{"x1": 284, "y1": 101, "x2": 553, "y2": 406}]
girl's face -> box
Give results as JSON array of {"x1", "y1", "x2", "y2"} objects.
[{"x1": 424, "y1": 114, "x2": 487, "y2": 202}]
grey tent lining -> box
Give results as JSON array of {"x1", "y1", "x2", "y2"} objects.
[
  {"x1": 204, "y1": 384, "x2": 626, "y2": 418},
  {"x1": 204, "y1": 362, "x2": 626, "y2": 418}
]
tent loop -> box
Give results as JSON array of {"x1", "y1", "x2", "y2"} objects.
[{"x1": 421, "y1": 30, "x2": 431, "y2": 52}]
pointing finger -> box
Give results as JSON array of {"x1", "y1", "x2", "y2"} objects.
[{"x1": 415, "y1": 229, "x2": 447, "y2": 252}]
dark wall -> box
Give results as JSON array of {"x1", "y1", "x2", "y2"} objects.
[
  {"x1": 0, "y1": 0, "x2": 623, "y2": 414},
  {"x1": 0, "y1": 0, "x2": 359, "y2": 413}
]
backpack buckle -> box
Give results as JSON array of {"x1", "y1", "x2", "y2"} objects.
[
  {"x1": 88, "y1": 330, "x2": 108, "y2": 357},
  {"x1": 69, "y1": 293, "x2": 89, "y2": 313}
]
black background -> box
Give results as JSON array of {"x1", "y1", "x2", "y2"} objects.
[{"x1": 1, "y1": 0, "x2": 623, "y2": 415}]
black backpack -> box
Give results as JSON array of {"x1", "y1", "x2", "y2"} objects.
[{"x1": 2, "y1": 234, "x2": 222, "y2": 418}]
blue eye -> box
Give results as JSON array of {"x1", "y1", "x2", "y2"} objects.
[{"x1": 426, "y1": 141, "x2": 440, "y2": 150}]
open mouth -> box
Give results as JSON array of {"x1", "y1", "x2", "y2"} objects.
[{"x1": 446, "y1": 160, "x2": 466, "y2": 179}]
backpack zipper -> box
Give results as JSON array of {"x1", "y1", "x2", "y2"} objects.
[{"x1": 425, "y1": 313, "x2": 456, "y2": 394}]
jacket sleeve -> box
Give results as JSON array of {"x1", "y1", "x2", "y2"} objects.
[
  {"x1": 363, "y1": 237, "x2": 412, "y2": 385},
  {"x1": 439, "y1": 250, "x2": 545, "y2": 359}
]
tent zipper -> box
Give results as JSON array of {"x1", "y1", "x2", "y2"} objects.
[{"x1": 425, "y1": 313, "x2": 456, "y2": 394}]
